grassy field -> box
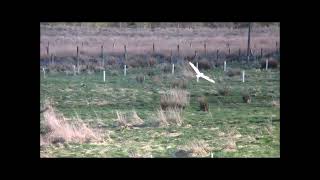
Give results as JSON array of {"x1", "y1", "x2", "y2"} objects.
[
  {"x1": 40, "y1": 23, "x2": 279, "y2": 57},
  {"x1": 40, "y1": 62, "x2": 280, "y2": 158}
]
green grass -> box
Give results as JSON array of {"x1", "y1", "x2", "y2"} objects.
[{"x1": 40, "y1": 64, "x2": 280, "y2": 158}]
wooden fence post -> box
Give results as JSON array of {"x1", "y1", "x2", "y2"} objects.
[
  {"x1": 76, "y1": 46, "x2": 79, "y2": 71},
  {"x1": 153, "y1": 42, "x2": 155, "y2": 53},
  {"x1": 177, "y1": 44, "x2": 179, "y2": 56},
  {"x1": 101, "y1": 45, "x2": 104, "y2": 67},
  {"x1": 124, "y1": 45, "x2": 127, "y2": 60},
  {"x1": 216, "y1": 49, "x2": 219, "y2": 61},
  {"x1": 51, "y1": 54, "x2": 54, "y2": 65},
  {"x1": 47, "y1": 42, "x2": 49, "y2": 56},
  {"x1": 247, "y1": 23, "x2": 251, "y2": 62}
]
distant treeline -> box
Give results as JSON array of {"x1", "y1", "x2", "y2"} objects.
[{"x1": 41, "y1": 22, "x2": 279, "y2": 29}]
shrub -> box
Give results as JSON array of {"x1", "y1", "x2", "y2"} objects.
[
  {"x1": 175, "y1": 140, "x2": 212, "y2": 157},
  {"x1": 242, "y1": 94, "x2": 251, "y2": 103},
  {"x1": 136, "y1": 74, "x2": 145, "y2": 83},
  {"x1": 226, "y1": 68, "x2": 241, "y2": 77},
  {"x1": 147, "y1": 57, "x2": 157, "y2": 67},
  {"x1": 198, "y1": 59, "x2": 212, "y2": 70},
  {"x1": 156, "y1": 108, "x2": 183, "y2": 126},
  {"x1": 171, "y1": 79, "x2": 187, "y2": 89},
  {"x1": 197, "y1": 96, "x2": 209, "y2": 111},
  {"x1": 162, "y1": 64, "x2": 172, "y2": 73},
  {"x1": 147, "y1": 70, "x2": 155, "y2": 76},
  {"x1": 179, "y1": 63, "x2": 195, "y2": 80},
  {"x1": 261, "y1": 59, "x2": 278, "y2": 69},
  {"x1": 152, "y1": 75, "x2": 161, "y2": 84},
  {"x1": 126, "y1": 59, "x2": 139, "y2": 68},
  {"x1": 160, "y1": 89, "x2": 190, "y2": 110},
  {"x1": 115, "y1": 111, "x2": 144, "y2": 129},
  {"x1": 41, "y1": 100, "x2": 103, "y2": 144},
  {"x1": 107, "y1": 57, "x2": 117, "y2": 66},
  {"x1": 110, "y1": 70, "x2": 119, "y2": 76},
  {"x1": 218, "y1": 85, "x2": 231, "y2": 96}
]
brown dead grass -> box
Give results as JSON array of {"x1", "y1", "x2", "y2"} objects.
[
  {"x1": 197, "y1": 96, "x2": 209, "y2": 112},
  {"x1": 156, "y1": 108, "x2": 183, "y2": 126},
  {"x1": 41, "y1": 100, "x2": 103, "y2": 144},
  {"x1": 271, "y1": 100, "x2": 280, "y2": 108},
  {"x1": 180, "y1": 63, "x2": 195, "y2": 80},
  {"x1": 177, "y1": 140, "x2": 212, "y2": 157},
  {"x1": 160, "y1": 89, "x2": 190, "y2": 110},
  {"x1": 152, "y1": 75, "x2": 161, "y2": 84},
  {"x1": 171, "y1": 78, "x2": 188, "y2": 89},
  {"x1": 115, "y1": 110, "x2": 144, "y2": 129}
]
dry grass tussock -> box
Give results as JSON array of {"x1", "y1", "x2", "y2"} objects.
[
  {"x1": 226, "y1": 68, "x2": 241, "y2": 77},
  {"x1": 179, "y1": 63, "x2": 195, "y2": 80},
  {"x1": 115, "y1": 110, "x2": 144, "y2": 129},
  {"x1": 222, "y1": 128, "x2": 242, "y2": 152},
  {"x1": 197, "y1": 96, "x2": 209, "y2": 111},
  {"x1": 175, "y1": 140, "x2": 212, "y2": 157},
  {"x1": 160, "y1": 89, "x2": 190, "y2": 110},
  {"x1": 156, "y1": 108, "x2": 183, "y2": 126},
  {"x1": 271, "y1": 100, "x2": 280, "y2": 108},
  {"x1": 152, "y1": 75, "x2": 161, "y2": 84},
  {"x1": 41, "y1": 100, "x2": 104, "y2": 144},
  {"x1": 171, "y1": 78, "x2": 188, "y2": 89},
  {"x1": 135, "y1": 74, "x2": 145, "y2": 83}
]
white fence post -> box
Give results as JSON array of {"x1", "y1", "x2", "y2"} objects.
[
  {"x1": 242, "y1": 70, "x2": 245, "y2": 83},
  {"x1": 172, "y1": 64, "x2": 175, "y2": 74},
  {"x1": 73, "y1": 65, "x2": 76, "y2": 76},
  {"x1": 266, "y1": 59, "x2": 269, "y2": 70},
  {"x1": 124, "y1": 65, "x2": 127, "y2": 76},
  {"x1": 224, "y1": 61, "x2": 226, "y2": 72},
  {"x1": 103, "y1": 70, "x2": 106, "y2": 82},
  {"x1": 42, "y1": 68, "x2": 46, "y2": 78}
]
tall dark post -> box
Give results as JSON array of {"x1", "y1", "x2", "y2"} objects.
[
  {"x1": 153, "y1": 43, "x2": 155, "y2": 53},
  {"x1": 101, "y1": 45, "x2": 104, "y2": 67},
  {"x1": 260, "y1": 48, "x2": 263, "y2": 59},
  {"x1": 77, "y1": 46, "x2": 79, "y2": 68},
  {"x1": 177, "y1": 44, "x2": 180, "y2": 56},
  {"x1": 47, "y1": 42, "x2": 49, "y2": 56},
  {"x1": 204, "y1": 43, "x2": 207, "y2": 55},
  {"x1": 51, "y1": 54, "x2": 54, "y2": 65},
  {"x1": 247, "y1": 22, "x2": 251, "y2": 61},
  {"x1": 216, "y1": 49, "x2": 219, "y2": 60},
  {"x1": 124, "y1": 45, "x2": 127, "y2": 60}
]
